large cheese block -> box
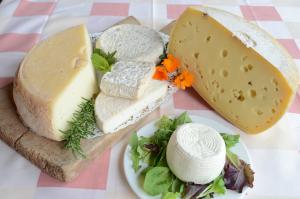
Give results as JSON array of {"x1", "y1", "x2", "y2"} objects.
[
  {"x1": 166, "y1": 123, "x2": 226, "y2": 184},
  {"x1": 13, "y1": 25, "x2": 98, "y2": 141},
  {"x1": 95, "y1": 80, "x2": 168, "y2": 133},
  {"x1": 168, "y1": 7, "x2": 299, "y2": 134},
  {"x1": 96, "y1": 24, "x2": 164, "y2": 63},
  {"x1": 100, "y1": 61, "x2": 155, "y2": 99}
]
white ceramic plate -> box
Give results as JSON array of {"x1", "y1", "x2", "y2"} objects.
[{"x1": 123, "y1": 114, "x2": 252, "y2": 199}]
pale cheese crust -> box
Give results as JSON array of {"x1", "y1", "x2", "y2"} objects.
[
  {"x1": 168, "y1": 7, "x2": 299, "y2": 134},
  {"x1": 13, "y1": 25, "x2": 98, "y2": 141},
  {"x1": 96, "y1": 24, "x2": 164, "y2": 63},
  {"x1": 100, "y1": 61, "x2": 155, "y2": 99}
]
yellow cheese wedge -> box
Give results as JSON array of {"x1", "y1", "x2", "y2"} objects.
[
  {"x1": 13, "y1": 25, "x2": 98, "y2": 141},
  {"x1": 168, "y1": 7, "x2": 299, "y2": 134}
]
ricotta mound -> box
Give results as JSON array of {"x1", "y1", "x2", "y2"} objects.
[
  {"x1": 100, "y1": 61, "x2": 155, "y2": 99},
  {"x1": 13, "y1": 25, "x2": 98, "y2": 141},
  {"x1": 166, "y1": 123, "x2": 226, "y2": 184},
  {"x1": 95, "y1": 80, "x2": 168, "y2": 134},
  {"x1": 96, "y1": 24, "x2": 164, "y2": 63}
]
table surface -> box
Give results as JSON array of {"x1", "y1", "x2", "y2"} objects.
[{"x1": 1, "y1": 0, "x2": 300, "y2": 199}]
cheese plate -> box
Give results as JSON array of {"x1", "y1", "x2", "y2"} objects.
[{"x1": 123, "y1": 114, "x2": 252, "y2": 199}]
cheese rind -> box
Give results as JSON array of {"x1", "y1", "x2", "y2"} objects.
[
  {"x1": 13, "y1": 25, "x2": 98, "y2": 141},
  {"x1": 100, "y1": 61, "x2": 155, "y2": 99},
  {"x1": 96, "y1": 24, "x2": 164, "y2": 63},
  {"x1": 168, "y1": 7, "x2": 299, "y2": 133},
  {"x1": 166, "y1": 123, "x2": 226, "y2": 184},
  {"x1": 95, "y1": 80, "x2": 168, "y2": 133}
]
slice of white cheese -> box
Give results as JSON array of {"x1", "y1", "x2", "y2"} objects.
[
  {"x1": 95, "y1": 80, "x2": 168, "y2": 133},
  {"x1": 168, "y1": 7, "x2": 300, "y2": 134},
  {"x1": 13, "y1": 25, "x2": 98, "y2": 141},
  {"x1": 96, "y1": 24, "x2": 164, "y2": 63},
  {"x1": 166, "y1": 123, "x2": 226, "y2": 184},
  {"x1": 100, "y1": 61, "x2": 155, "y2": 99}
]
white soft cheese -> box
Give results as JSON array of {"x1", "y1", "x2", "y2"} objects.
[
  {"x1": 96, "y1": 24, "x2": 164, "y2": 63},
  {"x1": 166, "y1": 123, "x2": 226, "y2": 184},
  {"x1": 95, "y1": 79, "x2": 168, "y2": 133},
  {"x1": 100, "y1": 61, "x2": 155, "y2": 99}
]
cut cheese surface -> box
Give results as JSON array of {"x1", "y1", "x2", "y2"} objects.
[
  {"x1": 13, "y1": 25, "x2": 98, "y2": 141},
  {"x1": 95, "y1": 80, "x2": 168, "y2": 134},
  {"x1": 100, "y1": 61, "x2": 155, "y2": 99},
  {"x1": 166, "y1": 123, "x2": 226, "y2": 184},
  {"x1": 168, "y1": 7, "x2": 299, "y2": 133},
  {"x1": 96, "y1": 24, "x2": 164, "y2": 63}
]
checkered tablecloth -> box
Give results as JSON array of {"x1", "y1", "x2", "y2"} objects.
[{"x1": 1, "y1": 0, "x2": 300, "y2": 199}]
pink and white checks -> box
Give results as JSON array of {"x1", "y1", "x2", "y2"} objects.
[{"x1": 0, "y1": 0, "x2": 300, "y2": 198}]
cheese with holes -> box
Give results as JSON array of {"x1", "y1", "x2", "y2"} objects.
[
  {"x1": 95, "y1": 80, "x2": 168, "y2": 133},
  {"x1": 96, "y1": 24, "x2": 164, "y2": 63},
  {"x1": 13, "y1": 25, "x2": 98, "y2": 141},
  {"x1": 168, "y1": 7, "x2": 299, "y2": 134},
  {"x1": 166, "y1": 123, "x2": 226, "y2": 184},
  {"x1": 100, "y1": 61, "x2": 155, "y2": 99}
]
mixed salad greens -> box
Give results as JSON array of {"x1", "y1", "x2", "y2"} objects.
[{"x1": 129, "y1": 112, "x2": 254, "y2": 199}]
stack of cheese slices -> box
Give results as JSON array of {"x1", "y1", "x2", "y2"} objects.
[
  {"x1": 95, "y1": 24, "x2": 168, "y2": 134},
  {"x1": 13, "y1": 23, "x2": 168, "y2": 141}
]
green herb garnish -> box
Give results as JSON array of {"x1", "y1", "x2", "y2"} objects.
[
  {"x1": 92, "y1": 48, "x2": 117, "y2": 73},
  {"x1": 62, "y1": 98, "x2": 96, "y2": 158},
  {"x1": 221, "y1": 133, "x2": 241, "y2": 168},
  {"x1": 159, "y1": 42, "x2": 168, "y2": 64}
]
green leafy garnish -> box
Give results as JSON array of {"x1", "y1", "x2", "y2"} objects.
[
  {"x1": 159, "y1": 42, "x2": 168, "y2": 64},
  {"x1": 92, "y1": 48, "x2": 117, "y2": 73},
  {"x1": 196, "y1": 176, "x2": 226, "y2": 198},
  {"x1": 62, "y1": 98, "x2": 96, "y2": 158},
  {"x1": 144, "y1": 167, "x2": 173, "y2": 195},
  {"x1": 162, "y1": 192, "x2": 180, "y2": 199},
  {"x1": 221, "y1": 133, "x2": 241, "y2": 168}
]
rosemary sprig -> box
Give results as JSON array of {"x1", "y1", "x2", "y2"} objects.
[{"x1": 62, "y1": 98, "x2": 96, "y2": 158}]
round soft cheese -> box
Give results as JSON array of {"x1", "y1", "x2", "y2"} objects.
[
  {"x1": 166, "y1": 123, "x2": 226, "y2": 184},
  {"x1": 96, "y1": 24, "x2": 164, "y2": 63}
]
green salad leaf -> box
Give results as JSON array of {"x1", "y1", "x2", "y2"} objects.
[
  {"x1": 92, "y1": 48, "x2": 116, "y2": 73},
  {"x1": 196, "y1": 175, "x2": 226, "y2": 198},
  {"x1": 162, "y1": 192, "x2": 180, "y2": 199},
  {"x1": 221, "y1": 133, "x2": 241, "y2": 168},
  {"x1": 144, "y1": 167, "x2": 173, "y2": 196}
]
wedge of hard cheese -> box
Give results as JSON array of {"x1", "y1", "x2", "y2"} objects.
[
  {"x1": 168, "y1": 7, "x2": 299, "y2": 134},
  {"x1": 100, "y1": 61, "x2": 155, "y2": 99},
  {"x1": 95, "y1": 80, "x2": 168, "y2": 133},
  {"x1": 96, "y1": 24, "x2": 164, "y2": 63},
  {"x1": 13, "y1": 25, "x2": 98, "y2": 141}
]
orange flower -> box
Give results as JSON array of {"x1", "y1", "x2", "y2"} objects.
[
  {"x1": 162, "y1": 54, "x2": 180, "y2": 72},
  {"x1": 153, "y1": 66, "x2": 168, "y2": 80},
  {"x1": 173, "y1": 70, "x2": 194, "y2": 90}
]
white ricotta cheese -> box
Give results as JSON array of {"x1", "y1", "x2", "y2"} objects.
[
  {"x1": 96, "y1": 24, "x2": 164, "y2": 63},
  {"x1": 166, "y1": 123, "x2": 226, "y2": 184},
  {"x1": 100, "y1": 61, "x2": 155, "y2": 99},
  {"x1": 95, "y1": 79, "x2": 168, "y2": 133}
]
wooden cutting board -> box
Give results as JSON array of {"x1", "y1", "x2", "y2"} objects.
[{"x1": 0, "y1": 17, "x2": 174, "y2": 182}]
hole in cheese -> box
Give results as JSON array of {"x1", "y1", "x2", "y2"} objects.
[
  {"x1": 250, "y1": 89, "x2": 256, "y2": 98},
  {"x1": 194, "y1": 52, "x2": 200, "y2": 59},
  {"x1": 222, "y1": 50, "x2": 228, "y2": 58},
  {"x1": 205, "y1": 36, "x2": 211, "y2": 42},
  {"x1": 248, "y1": 81, "x2": 252, "y2": 86},
  {"x1": 222, "y1": 70, "x2": 228, "y2": 77}
]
